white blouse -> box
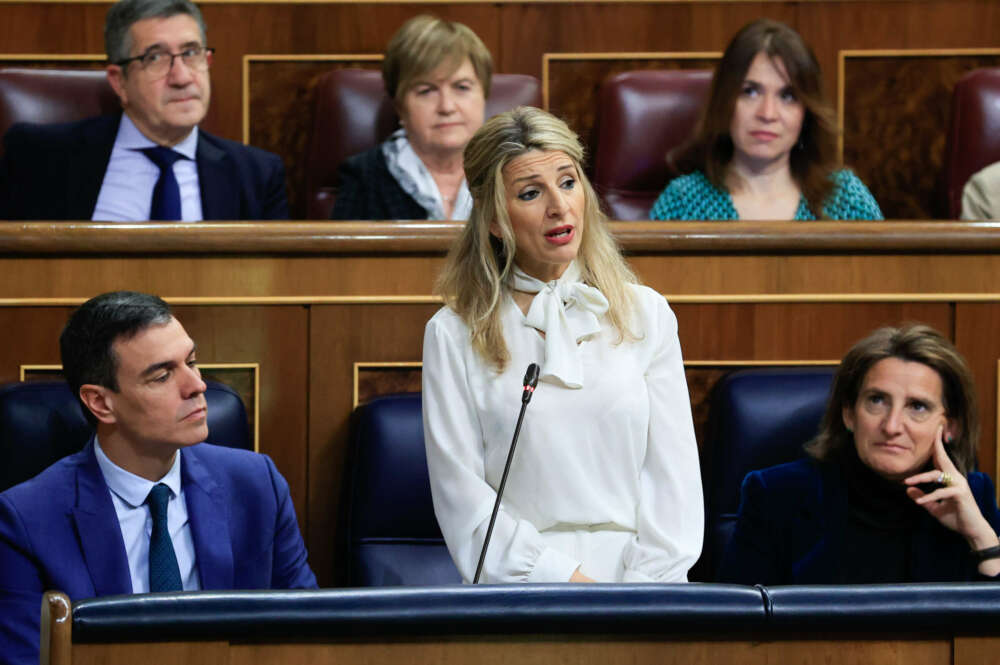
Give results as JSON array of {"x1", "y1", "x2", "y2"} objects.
[{"x1": 421, "y1": 284, "x2": 703, "y2": 583}]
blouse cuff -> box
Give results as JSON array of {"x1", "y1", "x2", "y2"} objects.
[{"x1": 526, "y1": 546, "x2": 582, "y2": 583}]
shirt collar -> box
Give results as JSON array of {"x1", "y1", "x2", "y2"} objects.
[
  {"x1": 94, "y1": 435, "x2": 183, "y2": 507},
  {"x1": 116, "y1": 113, "x2": 199, "y2": 160}
]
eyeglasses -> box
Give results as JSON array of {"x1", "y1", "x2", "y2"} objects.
[{"x1": 116, "y1": 46, "x2": 214, "y2": 78}]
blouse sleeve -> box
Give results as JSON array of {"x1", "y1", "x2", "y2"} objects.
[
  {"x1": 422, "y1": 313, "x2": 582, "y2": 583},
  {"x1": 648, "y1": 179, "x2": 686, "y2": 220},
  {"x1": 824, "y1": 170, "x2": 884, "y2": 221},
  {"x1": 621, "y1": 293, "x2": 704, "y2": 582}
]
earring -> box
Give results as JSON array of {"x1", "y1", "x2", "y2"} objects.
[{"x1": 845, "y1": 425, "x2": 853, "y2": 433}]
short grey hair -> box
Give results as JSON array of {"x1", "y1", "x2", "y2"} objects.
[{"x1": 105, "y1": 0, "x2": 207, "y2": 64}]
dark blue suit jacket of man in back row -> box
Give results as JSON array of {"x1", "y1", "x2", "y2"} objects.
[
  {"x1": 0, "y1": 114, "x2": 288, "y2": 220},
  {"x1": 0, "y1": 291, "x2": 317, "y2": 665}
]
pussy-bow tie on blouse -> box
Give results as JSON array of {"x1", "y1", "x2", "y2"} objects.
[{"x1": 512, "y1": 262, "x2": 609, "y2": 389}]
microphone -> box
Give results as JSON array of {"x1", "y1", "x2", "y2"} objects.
[{"x1": 473, "y1": 363, "x2": 540, "y2": 584}]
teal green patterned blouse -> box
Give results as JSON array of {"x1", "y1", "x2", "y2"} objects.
[{"x1": 648, "y1": 169, "x2": 884, "y2": 221}]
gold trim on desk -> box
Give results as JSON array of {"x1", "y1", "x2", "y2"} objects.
[{"x1": 241, "y1": 53, "x2": 383, "y2": 144}]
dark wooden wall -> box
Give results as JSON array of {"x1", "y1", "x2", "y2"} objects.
[{"x1": 3, "y1": 1, "x2": 999, "y2": 218}]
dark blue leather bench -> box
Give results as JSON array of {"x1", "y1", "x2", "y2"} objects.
[{"x1": 0, "y1": 380, "x2": 252, "y2": 492}]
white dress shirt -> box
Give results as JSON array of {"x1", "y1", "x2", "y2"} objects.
[
  {"x1": 94, "y1": 438, "x2": 201, "y2": 592},
  {"x1": 422, "y1": 284, "x2": 704, "y2": 583},
  {"x1": 92, "y1": 114, "x2": 202, "y2": 222}
]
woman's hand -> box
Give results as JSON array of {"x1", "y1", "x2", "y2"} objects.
[
  {"x1": 905, "y1": 425, "x2": 1000, "y2": 575},
  {"x1": 569, "y1": 567, "x2": 595, "y2": 583}
]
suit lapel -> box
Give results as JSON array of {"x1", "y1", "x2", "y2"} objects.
[
  {"x1": 72, "y1": 440, "x2": 133, "y2": 596},
  {"x1": 195, "y1": 133, "x2": 238, "y2": 220},
  {"x1": 181, "y1": 446, "x2": 234, "y2": 589},
  {"x1": 791, "y1": 464, "x2": 849, "y2": 583},
  {"x1": 73, "y1": 115, "x2": 120, "y2": 219}
]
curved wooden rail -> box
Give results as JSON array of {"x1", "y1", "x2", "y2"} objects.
[{"x1": 1, "y1": 221, "x2": 1000, "y2": 255}]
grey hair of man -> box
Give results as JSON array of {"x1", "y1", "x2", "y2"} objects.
[{"x1": 105, "y1": 0, "x2": 207, "y2": 66}]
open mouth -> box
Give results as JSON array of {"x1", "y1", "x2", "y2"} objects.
[{"x1": 544, "y1": 226, "x2": 575, "y2": 245}]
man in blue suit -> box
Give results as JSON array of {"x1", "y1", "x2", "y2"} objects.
[
  {"x1": 0, "y1": 0, "x2": 288, "y2": 221},
  {"x1": 0, "y1": 291, "x2": 317, "y2": 664}
]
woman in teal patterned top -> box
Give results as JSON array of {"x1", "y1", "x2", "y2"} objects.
[{"x1": 649, "y1": 19, "x2": 882, "y2": 221}]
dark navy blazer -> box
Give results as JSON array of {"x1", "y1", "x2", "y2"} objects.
[
  {"x1": 0, "y1": 114, "x2": 289, "y2": 220},
  {"x1": 718, "y1": 457, "x2": 1000, "y2": 585},
  {"x1": 329, "y1": 145, "x2": 427, "y2": 221},
  {"x1": 0, "y1": 440, "x2": 317, "y2": 665}
]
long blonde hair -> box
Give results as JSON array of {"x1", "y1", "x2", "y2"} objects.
[{"x1": 436, "y1": 106, "x2": 639, "y2": 371}]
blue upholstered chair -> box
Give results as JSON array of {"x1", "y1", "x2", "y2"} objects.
[
  {"x1": 700, "y1": 367, "x2": 836, "y2": 580},
  {"x1": 0, "y1": 380, "x2": 252, "y2": 492},
  {"x1": 347, "y1": 393, "x2": 461, "y2": 586}
]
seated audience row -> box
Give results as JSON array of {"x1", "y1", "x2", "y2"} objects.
[
  {"x1": 3, "y1": 106, "x2": 999, "y2": 664},
  {"x1": 0, "y1": 1, "x2": 891, "y2": 222}
]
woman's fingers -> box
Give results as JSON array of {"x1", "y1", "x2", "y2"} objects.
[
  {"x1": 910, "y1": 486, "x2": 962, "y2": 505},
  {"x1": 904, "y1": 470, "x2": 947, "y2": 486}
]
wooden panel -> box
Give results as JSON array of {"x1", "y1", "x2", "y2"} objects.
[
  {"x1": 172, "y1": 306, "x2": 309, "y2": 523},
  {"x1": 246, "y1": 57, "x2": 382, "y2": 219},
  {"x1": 70, "y1": 636, "x2": 955, "y2": 665},
  {"x1": 308, "y1": 302, "x2": 439, "y2": 586},
  {"x1": 74, "y1": 642, "x2": 229, "y2": 665},
  {"x1": 674, "y1": 302, "x2": 952, "y2": 360},
  {"x1": 0, "y1": 307, "x2": 71, "y2": 382},
  {"x1": 955, "y1": 303, "x2": 1000, "y2": 483},
  {"x1": 842, "y1": 52, "x2": 1000, "y2": 220},
  {"x1": 955, "y1": 636, "x2": 1000, "y2": 665}
]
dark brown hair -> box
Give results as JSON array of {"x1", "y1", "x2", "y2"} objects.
[
  {"x1": 807, "y1": 324, "x2": 979, "y2": 476},
  {"x1": 674, "y1": 18, "x2": 838, "y2": 217}
]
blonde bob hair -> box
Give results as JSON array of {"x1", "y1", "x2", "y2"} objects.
[
  {"x1": 383, "y1": 14, "x2": 493, "y2": 103},
  {"x1": 436, "y1": 106, "x2": 639, "y2": 371}
]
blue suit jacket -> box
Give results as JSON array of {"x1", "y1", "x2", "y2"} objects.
[
  {"x1": 718, "y1": 457, "x2": 1000, "y2": 585},
  {"x1": 0, "y1": 114, "x2": 289, "y2": 220},
  {"x1": 0, "y1": 441, "x2": 317, "y2": 665}
]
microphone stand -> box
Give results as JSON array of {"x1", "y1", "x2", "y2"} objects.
[{"x1": 473, "y1": 363, "x2": 540, "y2": 584}]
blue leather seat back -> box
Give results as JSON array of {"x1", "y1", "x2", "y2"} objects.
[
  {"x1": 0, "y1": 380, "x2": 252, "y2": 492},
  {"x1": 348, "y1": 393, "x2": 461, "y2": 586},
  {"x1": 704, "y1": 367, "x2": 836, "y2": 577}
]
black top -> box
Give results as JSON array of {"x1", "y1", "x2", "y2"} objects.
[
  {"x1": 718, "y1": 455, "x2": 1000, "y2": 585},
  {"x1": 329, "y1": 145, "x2": 427, "y2": 221}
]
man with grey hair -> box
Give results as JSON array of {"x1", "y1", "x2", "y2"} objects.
[{"x1": 0, "y1": 0, "x2": 288, "y2": 221}]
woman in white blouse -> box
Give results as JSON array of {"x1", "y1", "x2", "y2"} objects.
[{"x1": 422, "y1": 107, "x2": 703, "y2": 583}]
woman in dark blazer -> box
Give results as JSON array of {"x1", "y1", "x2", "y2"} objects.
[
  {"x1": 331, "y1": 15, "x2": 491, "y2": 221},
  {"x1": 719, "y1": 324, "x2": 1000, "y2": 584}
]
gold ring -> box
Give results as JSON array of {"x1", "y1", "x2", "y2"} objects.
[{"x1": 938, "y1": 472, "x2": 953, "y2": 487}]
